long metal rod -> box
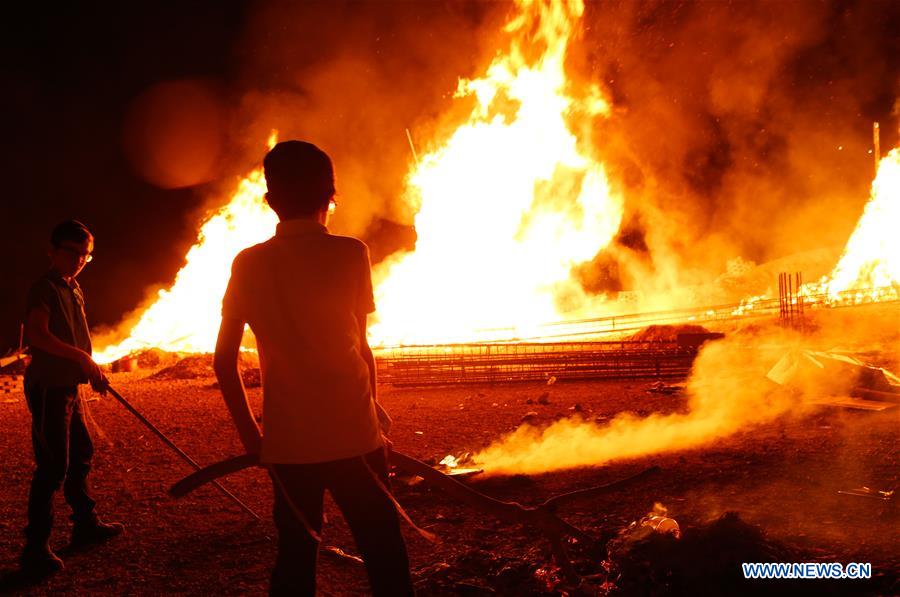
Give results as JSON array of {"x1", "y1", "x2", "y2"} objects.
[{"x1": 105, "y1": 384, "x2": 261, "y2": 520}]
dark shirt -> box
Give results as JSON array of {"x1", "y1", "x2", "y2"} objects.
[{"x1": 25, "y1": 270, "x2": 92, "y2": 387}]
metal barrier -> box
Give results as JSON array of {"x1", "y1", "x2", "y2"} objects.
[{"x1": 375, "y1": 341, "x2": 697, "y2": 386}]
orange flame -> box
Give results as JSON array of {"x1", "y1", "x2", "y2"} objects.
[
  {"x1": 96, "y1": 0, "x2": 621, "y2": 360},
  {"x1": 823, "y1": 147, "x2": 899, "y2": 298},
  {"x1": 95, "y1": 1, "x2": 896, "y2": 363},
  {"x1": 94, "y1": 170, "x2": 276, "y2": 363},
  {"x1": 370, "y1": 0, "x2": 620, "y2": 345}
]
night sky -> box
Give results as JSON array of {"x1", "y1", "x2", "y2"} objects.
[{"x1": 1, "y1": 0, "x2": 898, "y2": 353}]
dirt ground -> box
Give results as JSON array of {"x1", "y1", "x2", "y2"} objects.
[{"x1": 0, "y1": 368, "x2": 897, "y2": 595}]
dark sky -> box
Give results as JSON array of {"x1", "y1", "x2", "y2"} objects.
[
  {"x1": 1, "y1": 2, "x2": 247, "y2": 350},
  {"x1": 1, "y1": 0, "x2": 898, "y2": 353}
]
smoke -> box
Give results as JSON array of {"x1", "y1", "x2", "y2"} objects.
[
  {"x1": 474, "y1": 297, "x2": 900, "y2": 475},
  {"x1": 198, "y1": 0, "x2": 897, "y2": 297},
  {"x1": 570, "y1": 0, "x2": 900, "y2": 303},
  {"x1": 221, "y1": 1, "x2": 510, "y2": 241},
  {"x1": 473, "y1": 325, "x2": 825, "y2": 474}
]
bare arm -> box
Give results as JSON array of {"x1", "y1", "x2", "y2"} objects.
[
  {"x1": 358, "y1": 312, "x2": 392, "y2": 434},
  {"x1": 214, "y1": 316, "x2": 262, "y2": 455},
  {"x1": 26, "y1": 307, "x2": 104, "y2": 385}
]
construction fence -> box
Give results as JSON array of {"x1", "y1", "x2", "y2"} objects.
[{"x1": 375, "y1": 340, "x2": 701, "y2": 386}]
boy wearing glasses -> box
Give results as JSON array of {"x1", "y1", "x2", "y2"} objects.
[{"x1": 20, "y1": 219, "x2": 122, "y2": 577}]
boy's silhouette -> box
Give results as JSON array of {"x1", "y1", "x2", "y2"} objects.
[
  {"x1": 21, "y1": 219, "x2": 123, "y2": 577},
  {"x1": 214, "y1": 141, "x2": 413, "y2": 596}
]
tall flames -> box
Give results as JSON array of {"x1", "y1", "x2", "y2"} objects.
[
  {"x1": 96, "y1": 0, "x2": 898, "y2": 365},
  {"x1": 369, "y1": 0, "x2": 618, "y2": 345},
  {"x1": 733, "y1": 147, "x2": 900, "y2": 316},
  {"x1": 96, "y1": 0, "x2": 619, "y2": 362},
  {"x1": 823, "y1": 147, "x2": 900, "y2": 299},
  {"x1": 94, "y1": 170, "x2": 276, "y2": 363}
]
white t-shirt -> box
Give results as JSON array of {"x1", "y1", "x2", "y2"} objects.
[{"x1": 222, "y1": 218, "x2": 381, "y2": 464}]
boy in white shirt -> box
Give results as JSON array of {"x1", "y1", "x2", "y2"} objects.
[{"x1": 214, "y1": 141, "x2": 412, "y2": 596}]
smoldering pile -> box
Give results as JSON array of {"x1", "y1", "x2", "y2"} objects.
[{"x1": 603, "y1": 511, "x2": 793, "y2": 595}]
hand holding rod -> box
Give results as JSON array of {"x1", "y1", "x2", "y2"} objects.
[{"x1": 104, "y1": 383, "x2": 261, "y2": 521}]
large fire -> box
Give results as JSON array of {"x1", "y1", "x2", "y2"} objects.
[
  {"x1": 733, "y1": 147, "x2": 900, "y2": 316},
  {"x1": 823, "y1": 147, "x2": 900, "y2": 299},
  {"x1": 94, "y1": 171, "x2": 277, "y2": 362},
  {"x1": 95, "y1": 0, "x2": 618, "y2": 362},
  {"x1": 95, "y1": 1, "x2": 898, "y2": 364},
  {"x1": 369, "y1": 0, "x2": 618, "y2": 345}
]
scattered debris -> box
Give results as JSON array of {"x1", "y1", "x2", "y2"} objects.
[
  {"x1": 768, "y1": 349, "x2": 900, "y2": 393},
  {"x1": 521, "y1": 411, "x2": 539, "y2": 423},
  {"x1": 546, "y1": 376, "x2": 557, "y2": 386},
  {"x1": 604, "y1": 512, "x2": 793, "y2": 595},
  {"x1": 838, "y1": 486, "x2": 894, "y2": 501},
  {"x1": 768, "y1": 350, "x2": 900, "y2": 411},
  {"x1": 569, "y1": 403, "x2": 583, "y2": 413},
  {"x1": 152, "y1": 355, "x2": 215, "y2": 380},
  {"x1": 437, "y1": 453, "x2": 482, "y2": 477},
  {"x1": 537, "y1": 392, "x2": 551, "y2": 405},
  {"x1": 647, "y1": 381, "x2": 685, "y2": 395},
  {"x1": 642, "y1": 514, "x2": 681, "y2": 538},
  {"x1": 810, "y1": 396, "x2": 897, "y2": 411},
  {"x1": 323, "y1": 545, "x2": 364, "y2": 565},
  {"x1": 852, "y1": 387, "x2": 900, "y2": 403},
  {"x1": 0, "y1": 350, "x2": 28, "y2": 371},
  {"x1": 1, "y1": 375, "x2": 23, "y2": 395}
]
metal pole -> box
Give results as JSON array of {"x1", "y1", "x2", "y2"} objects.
[
  {"x1": 105, "y1": 384, "x2": 261, "y2": 520},
  {"x1": 405, "y1": 128, "x2": 420, "y2": 166},
  {"x1": 873, "y1": 122, "x2": 880, "y2": 173}
]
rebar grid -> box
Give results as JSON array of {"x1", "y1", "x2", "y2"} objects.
[{"x1": 375, "y1": 340, "x2": 697, "y2": 386}]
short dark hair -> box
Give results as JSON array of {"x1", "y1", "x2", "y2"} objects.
[
  {"x1": 51, "y1": 219, "x2": 93, "y2": 247},
  {"x1": 263, "y1": 141, "x2": 335, "y2": 219}
]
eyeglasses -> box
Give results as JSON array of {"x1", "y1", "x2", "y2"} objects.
[{"x1": 56, "y1": 245, "x2": 93, "y2": 263}]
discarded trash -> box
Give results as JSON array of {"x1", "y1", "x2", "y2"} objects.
[
  {"x1": 546, "y1": 376, "x2": 557, "y2": 386},
  {"x1": 810, "y1": 396, "x2": 897, "y2": 411},
  {"x1": 838, "y1": 486, "x2": 894, "y2": 501},
  {"x1": 437, "y1": 453, "x2": 482, "y2": 477},
  {"x1": 440, "y1": 454, "x2": 460, "y2": 468},
  {"x1": 323, "y1": 545, "x2": 364, "y2": 565},
  {"x1": 642, "y1": 515, "x2": 681, "y2": 538},
  {"x1": 647, "y1": 381, "x2": 684, "y2": 395}
]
